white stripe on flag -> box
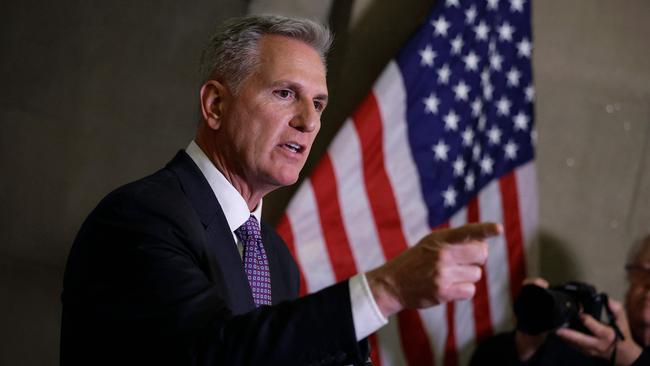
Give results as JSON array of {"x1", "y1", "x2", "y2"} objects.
[
  {"x1": 479, "y1": 179, "x2": 513, "y2": 334},
  {"x1": 450, "y1": 208, "x2": 477, "y2": 366},
  {"x1": 328, "y1": 119, "x2": 386, "y2": 272},
  {"x1": 516, "y1": 161, "x2": 539, "y2": 277},
  {"x1": 419, "y1": 306, "x2": 448, "y2": 366},
  {"x1": 286, "y1": 181, "x2": 335, "y2": 292},
  {"x1": 373, "y1": 61, "x2": 431, "y2": 247}
]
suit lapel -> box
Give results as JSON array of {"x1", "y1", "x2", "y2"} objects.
[
  {"x1": 165, "y1": 150, "x2": 256, "y2": 313},
  {"x1": 260, "y1": 224, "x2": 286, "y2": 304}
]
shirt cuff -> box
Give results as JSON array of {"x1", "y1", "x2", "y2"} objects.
[{"x1": 349, "y1": 273, "x2": 388, "y2": 341}]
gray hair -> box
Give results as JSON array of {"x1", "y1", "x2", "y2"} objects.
[
  {"x1": 626, "y1": 234, "x2": 650, "y2": 265},
  {"x1": 199, "y1": 14, "x2": 333, "y2": 94}
]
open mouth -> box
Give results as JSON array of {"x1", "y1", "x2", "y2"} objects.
[{"x1": 281, "y1": 142, "x2": 304, "y2": 154}]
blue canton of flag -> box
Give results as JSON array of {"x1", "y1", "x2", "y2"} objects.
[{"x1": 397, "y1": 0, "x2": 535, "y2": 227}]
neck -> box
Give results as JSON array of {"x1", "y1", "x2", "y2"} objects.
[
  {"x1": 195, "y1": 134, "x2": 269, "y2": 211},
  {"x1": 515, "y1": 331, "x2": 548, "y2": 362}
]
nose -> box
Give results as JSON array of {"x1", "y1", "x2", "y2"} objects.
[{"x1": 289, "y1": 101, "x2": 319, "y2": 133}]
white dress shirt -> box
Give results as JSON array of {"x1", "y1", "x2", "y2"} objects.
[{"x1": 185, "y1": 141, "x2": 387, "y2": 341}]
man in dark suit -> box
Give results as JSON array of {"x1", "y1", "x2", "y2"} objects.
[{"x1": 61, "y1": 14, "x2": 501, "y2": 365}]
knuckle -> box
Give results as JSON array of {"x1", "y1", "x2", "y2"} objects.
[
  {"x1": 437, "y1": 248, "x2": 452, "y2": 263},
  {"x1": 472, "y1": 266, "x2": 483, "y2": 281}
]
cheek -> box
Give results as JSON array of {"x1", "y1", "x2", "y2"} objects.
[{"x1": 628, "y1": 286, "x2": 649, "y2": 310}]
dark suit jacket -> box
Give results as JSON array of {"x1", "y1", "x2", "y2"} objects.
[{"x1": 61, "y1": 151, "x2": 368, "y2": 365}]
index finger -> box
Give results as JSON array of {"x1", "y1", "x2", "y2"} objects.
[
  {"x1": 442, "y1": 222, "x2": 503, "y2": 243},
  {"x1": 556, "y1": 327, "x2": 602, "y2": 351}
]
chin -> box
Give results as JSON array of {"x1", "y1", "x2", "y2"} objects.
[{"x1": 266, "y1": 170, "x2": 300, "y2": 189}]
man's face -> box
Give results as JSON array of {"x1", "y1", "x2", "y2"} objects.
[
  {"x1": 625, "y1": 246, "x2": 650, "y2": 344},
  {"x1": 216, "y1": 34, "x2": 327, "y2": 192}
]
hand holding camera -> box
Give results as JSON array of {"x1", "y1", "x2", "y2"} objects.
[
  {"x1": 556, "y1": 298, "x2": 642, "y2": 366},
  {"x1": 513, "y1": 279, "x2": 643, "y2": 366}
]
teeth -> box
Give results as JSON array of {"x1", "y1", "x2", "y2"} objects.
[{"x1": 285, "y1": 143, "x2": 300, "y2": 152}]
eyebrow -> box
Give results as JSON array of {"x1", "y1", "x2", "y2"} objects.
[{"x1": 274, "y1": 80, "x2": 328, "y2": 104}]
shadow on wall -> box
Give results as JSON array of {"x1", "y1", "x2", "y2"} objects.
[{"x1": 537, "y1": 230, "x2": 583, "y2": 286}]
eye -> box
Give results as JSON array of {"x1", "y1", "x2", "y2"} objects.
[
  {"x1": 274, "y1": 89, "x2": 294, "y2": 99},
  {"x1": 314, "y1": 100, "x2": 325, "y2": 113}
]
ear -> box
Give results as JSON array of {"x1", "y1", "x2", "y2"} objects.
[{"x1": 199, "y1": 80, "x2": 229, "y2": 130}]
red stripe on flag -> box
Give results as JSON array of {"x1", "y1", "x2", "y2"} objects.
[
  {"x1": 467, "y1": 197, "x2": 493, "y2": 343},
  {"x1": 398, "y1": 310, "x2": 435, "y2": 366},
  {"x1": 311, "y1": 153, "x2": 358, "y2": 280},
  {"x1": 276, "y1": 214, "x2": 307, "y2": 297},
  {"x1": 369, "y1": 333, "x2": 382, "y2": 366},
  {"x1": 352, "y1": 93, "x2": 434, "y2": 366},
  {"x1": 499, "y1": 171, "x2": 527, "y2": 299},
  {"x1": 352, "y1": 94, "x2": 406, "y2": 261},
  {"x1": 443, "y1": 302, "x2": 458, "y2": 366}
]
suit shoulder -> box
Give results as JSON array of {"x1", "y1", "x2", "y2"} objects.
[{"x1": 95, "y1": 167, "x2": 191, "y2": 217}]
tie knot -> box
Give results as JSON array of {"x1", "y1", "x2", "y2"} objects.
[{"x1": 235, "y1": 215, "x2": 261, "y2": 243}]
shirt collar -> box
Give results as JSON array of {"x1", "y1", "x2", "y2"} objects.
[{"x1": 185, "y1": 140, "x2": 262, "y2": 232}]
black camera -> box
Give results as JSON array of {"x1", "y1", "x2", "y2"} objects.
[{"x1": 513, "y1": 281, "x2": 607, "y2": 335}]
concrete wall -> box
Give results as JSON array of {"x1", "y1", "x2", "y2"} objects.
[
  {"x1": 1, "y1": 0, "x2": 649, "y2": 364},
  {"x1": 533, "y1": 1, "x2": 650, "y2": 297},
  {"x1": 0, "y1": 1, "x2": 247, "y2": 364}
]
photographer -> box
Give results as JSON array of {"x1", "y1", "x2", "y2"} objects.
[
  {"x1": 471, "y1": 234, "x2": 650, "y2": 366},
  {"x1": 556, "y1": 234, "x2": 650, "y2": 365}
]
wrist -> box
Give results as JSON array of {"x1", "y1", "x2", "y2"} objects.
[
  {"x1": 366, "y1": 268, "x2": 403, "y2": 318},
  {"x1": 615, "y1": 340, "x2": 642, "y2": 366}
]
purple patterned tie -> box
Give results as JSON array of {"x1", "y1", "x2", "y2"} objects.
[{"x1": 235, "y1": 215, "x2": 272, "y2": 306}]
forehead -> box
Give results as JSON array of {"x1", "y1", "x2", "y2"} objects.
[
  {"x1": 254, "y1": 35, "x2": 327, "y2": 84},
  {"x1": 632, "y1": 240, "x2": 650, "y2": 264}
]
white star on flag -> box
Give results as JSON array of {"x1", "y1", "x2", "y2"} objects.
[
  {"x1": 480, "y1": 155, "x2": 494, "y2": 174},
  {"x1": 432, "y1": 140, "x2": 450, "y2": 161},
  {"x1": 483, "y1": 83, "x2": 494, "y2": 100},
  {"x1": 452, "y1": 157, "x2": 466, "y2": 176},
  {"x1": 463, "y1": 51, "x2": 480, "y2": 71},
  {"x1": 474, "y1": 21, "x2": 489, "y2": 41},
  {"x1": 510, "y1": 0, "x2": 525, "y2": 12},
  {"x1": 478, "y1": 115, "x2": 487, "y2": 131},
  {"x1": 496, "y1": 96, "x2": 512, "y2": 116},
  {"x1": 525, "y1": 85, "x2": 535, "y2": 102},
  {"x1": 438, "y1": 64, "x2": 452, "y2": 84},
  {"x1": 506, "y1": 67, "x2": 521, "y2": 86},
  {"x1": 490, "y1": 53, "x2": 503, "y2": 71},
  {"x1": 465, "y1": 171, "x2": 476, "y2": 191},
  {"x1": 517, "y1": 38, "x2": 532, "y2": 58},
  {"x1": 462, "y1": 127, "x2": 474, "y2": 146},
  {"x1": 453, "y1": 80, "x2": 471, "y2": 101},
  {"x1": 442, "y1": 186, "x2": 457, "y2": 207},
  {"x1": 423, "y1": 93, "x2": 440, "y2": 114},
  {"x1": 513, "y1": 111, "x2": 530, "y2": 130},
  {"x1": 504, "y1": 140, "x2": 519, "y2": 159},
  {"x1": 450, "y1": 35, "x2": 464, "y2": 55},
  {"x1": 465, "y1": 6, "x2": 477, "y2": 24},
  {"x1": 498, "y1": 22, "x2": 515, "y2": 42},
  {"x1": 473, "y1": 143, "x2": 482, "y2": 161},
  {"x1": 443, "y1": 110, "x2": 460, "y2": 130},
  {"x1": 487, "y1": 125, "x2": 502, "y2": 144},
  {"x1": 446, "y1": 0, "x2": 460, "y2": 8},
  {"x1": 487, "y1": 0, "x2": 500, "y2": 11},
  {"x1": 471, "y1": 98, "x2": 483, "y2": 117},
  {"x1": 431, "y1": 16, "x2": 451, "y2": 37},
  {"x1": 419, "y1": 45, "x2": 436, "y2": 66}
]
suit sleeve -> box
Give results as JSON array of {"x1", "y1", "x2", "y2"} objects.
[{"x1": 61, "y1": 185, "x2": 368, "y2": 366}]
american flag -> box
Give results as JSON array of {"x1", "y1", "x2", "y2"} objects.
[{"x1": 276, "y1": 0, "x2": 538, "y2": 365}]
